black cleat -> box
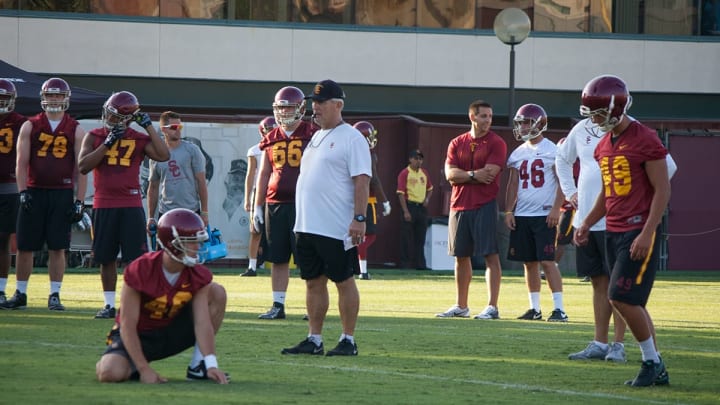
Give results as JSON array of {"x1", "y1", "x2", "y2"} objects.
[
  {"x1": 47, "y1": 292, "x2": 65, "y2": 311},
  {"x1": 0, "y1": 290, "x2": 26, "y2": 309},
  {"x1": 358, "y1": 273, "x2": 371, "y2": 280},
  {"x1": 547, "y1": 309, "x2": 569, "y2": 322},
  {"x1": 186, "y1": 360, "x2": 231, "y2": 381},
  {"x1": 258, "y1": 302, "x2": 286, "y2": 319},
  {"x1": 240, "y1": 269, "x2": 257, "y2": 277},
  {"x1": 281, "y1": 338, "x2": 324, "y2": 355},
  {"x1": 625, "y1": 359, "x2": 669, "y2": 387},
  {"x1": 95, "y1": 305, "x2": 116, "y2": 319},
  {"x1": 326, "y1": 338, "x2": 358, "y2": 356},
  {"x1": 517, "y1": 308, "x2": 542, "y2": 320}
]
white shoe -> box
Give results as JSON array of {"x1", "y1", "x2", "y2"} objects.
[
  {"x1": 568, "y1": 341, "x2": 608, "y2": 360},
  {"x1": 473, "y1": 305, "x2": 500, "y2": 320},
  {"x1": 605, "y1": 342, "x2": 627, "y2": 363},
  {"x1": 435, "y1": 305, "x2": 470, "y2": 318}
]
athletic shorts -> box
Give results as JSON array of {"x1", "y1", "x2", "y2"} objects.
[
  {"x1": 556, "y1": 209, "x2": 575, "y2": 245},
  {"x1": 16, "y1": 188, "x2": 73, "y2": 251},
  {"x1": 365, "y1": 202, "x2": 378, "y2": 235},
  {"x1": 92, "y1": 207, "x2": 148, "y2": 264},
  {"x1": 607, "y1": 229, "x2": 660, "y2": 307},
  {"x1": 507, "y1": 216, "x2": 556, "y2": 262},
  {"x1": 575, "y1": 230, "x2": 609, "y2": 278},
  {"x1": 102, "y1": 304, "x2": 196, "y2": 371},
  {"x1": 295, "y1": 232, "x2": 359, "y2": 283},
  {"x1": 448, "y1": 200, "x2": 499, "y2": 258},
  {"x1": 265, "y1": 203, "x2": 296, "y2": 264},
  {"x1": 0, "y1": 193, "x2": 19, "y2": 234}
]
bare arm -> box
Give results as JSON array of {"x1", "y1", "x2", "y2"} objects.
[
  {"x1": 146, "y1": 175, "x2": 159, "y2": 222},
  {"x1": 73, "y1": 127, "x2": 88, "y2": 202},
  {"x1": 244, "y1": 155, "x2": 257, "y2": 212},
  {"x1": 191, "y1": 284, "x2": 227, "y2": 383},
  {"x1": 195, "y1": 170, "x2": 209, "y2": 225},
  {"x1": 78, "y1": 130, "x2": 107, "y2": 174},
  {"x1": 143, "y1": 125, "x2": 170, "y2": 162},
  {"x1": 369, "y1": 154, "x2": 388, "y2": 202},
  {"x1": 253, "y1": 152, "x2": 271, "y2": 208},
  {"x1": 630, "y1": 158, "x2": 671, "y2": 260},
  {"x1": 15, "y1": 121, "x2": 32, "y2": 191},
  {"x1": 349, "y1": 174, "x2": 371, "y2": 239},
  {"x1": 504, "y1": 167, "x2": 518, "y2": 230}
]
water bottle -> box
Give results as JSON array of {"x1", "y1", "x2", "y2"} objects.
[{"x1": 148, "y1": 222, "x2": 157, "y2": 236}]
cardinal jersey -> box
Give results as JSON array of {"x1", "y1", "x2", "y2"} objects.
[
  {"x1": 0, "y1": 111, "x2": 26, "y2": 186},
  {"x1": 26, "y1": 113, "x2": 79, "y2": 189},
  {"x1": 88, "y1": 127, "x2": 151, "y2": 208},
  {"x1": 507, "y1": 137, "x2": 558, "y2": 216},
  {"x1": 594, "y1": 121, "x2": 667, "y2": 232},
  {"x1": 120, "y1": 250, "x2": 213, "y2": 332},
  {"x1": 259, "y1": 121, "x2": 315, "y2": 203}
]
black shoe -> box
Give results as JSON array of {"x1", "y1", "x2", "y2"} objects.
[
  {"x1": 547, "y1": 309, "x2": 569, "y2": 322},
  {"x1": 326, "y1": 338, "x2": 358, "y2": 356},
  {"x1": 186, "y1": 360, "x2": 231, "y2": 381},
  {"x1": 580, "y1": 276, "x2": 591, "y2": 282},
  {"x1": 258, "y1": 302, "x2": 285, "y2": 319},
  {"x1": 48, "y1": 292, "x2": 65, "y2": 311},
  {"x1": 281, "y1": 338, "x2": 324, "y2": 355},
  {"x1": 540, "y1": 271, "x2": 546, "y2": 280},
  {"x1": 0, "y1": 291, "x2": 6, "y2": 305},
  {"x1": 358, "y1": 273, "x2": 371, "y2": 280},
  {"x1": 240, "y1": 269, "x2": 257, "y2": 277},
  {"x1": 95, "y1": 305, "x2": 116, "y2": 319},
  {"x1": 625, "y1": 359, "x2": 668, "y2": 387},
  {"x1": 302, "y1": 314, "x2": 309, "y2": 321},
  {"x1": 517, "y1": 308, "x2": 542, "y2": 320},
  {"x1": 0, "y1": 290, "x2": 26, "y2": 309}
]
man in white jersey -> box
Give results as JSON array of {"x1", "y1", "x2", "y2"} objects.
[
  {"x1": 560, "y1": 117, "x2": 677, "y2": 362},
  {"x1": 504, "y1": 104, "x2": 568, "y2": 322},
  {"x1": 281, "y1": 79, "x2": 371, "y2": 356}
]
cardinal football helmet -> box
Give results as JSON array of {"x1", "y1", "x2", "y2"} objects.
[
  {"x1": 272, "y1": 86, "x2": 306, "y2": 128},
  {"x1": 102, "y1": 91, "x2": 140, "y2": 130},
  {"x1": 513, "y1": 103, "x2": 548, "y2": 142},
  {"x1": 353, "y1": 121, "x2": 378, "y2": 149},
  {"x1": 258, "y1": 116, "x2": 277, "y2": 137},
  {"x1": 580, "y1": 75, "x2": 632, "y2": 133},
  {"x1": 157, "y1": 208, "x2": 209, "y2": 267},
  {"x1": 0, "y1": 79, "x2": 16, "y2": 113},
  {"x1": 40, "y1": 77, "x2": 71, "y2": 113}
]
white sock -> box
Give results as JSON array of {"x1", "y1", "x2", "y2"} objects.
[
  {"x1": 359, "y1": 259, "x2": 368, "y2": 274},
  {"x1": 639, "y1": 337, "x2": 660, "y2": 363},
  {"x1": 50, "y1": 281, "x2": 62, "y2": 294},
  {"x1": 0, "y1": 277, "x2": 7, "y2": 292},
  {"x1": 529, "y1": 292, "x2": 541, "y2": 311},
  {"x1": 104, "y1": 291, "x2": 116, "y2": 308},
  {"x1": 552, "y1": 292, "x2": 564, "y2": 311},
  {"x1": 272, "y1": 291, "x2": 286, "y2": 305},
  {"x1": 309, "y1": 334, "x2": 323, "y2": 346},
  {"x1": 190, "y1": 343, "x2": 203, "y2": 368},
  {"x1": 340, "y1": 333, "x2": 354, "y2": 344},
  {"x1": 16, "y1": 280, "x2": 28, "y2": 294},
  {"x1": 248, "y1": 258, "x2": 257, "y2": 270},
  {"x1": 593, "y1": 341, "x2": 609, "y2": 351}
]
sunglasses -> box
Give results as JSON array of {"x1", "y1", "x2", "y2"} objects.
[{"x1": 161, "y1": 124, "x2": 183, "y2": 131}]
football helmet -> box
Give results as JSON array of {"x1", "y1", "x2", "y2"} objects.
[
  {"x1": 157, "y1": 208, "x2": 209, "y2": 267},
  {"x1": 272, "y1": 86, "x2": 306, "y2": 127},
  {"x1": 102, "y1": 91, "x2": 140, "y2": 130},
  {"x1": 513, "y1": 103, "x2": 548, "y2": 141},
  {"x1": 580, "y1": 74, "x2": 632, "y2": 132},
  {"x1": 0, "y1": 79, "x2": 17, "y2": 113},
  {"x1": 353, "y1": 121, "x2": 378, "y2": 149},
  {"x1": 258, "y1": 116, "x2": 277, "y2": 137},
  {"x1": 40, "y1": 77, "x2": 71, "y2": 113}
]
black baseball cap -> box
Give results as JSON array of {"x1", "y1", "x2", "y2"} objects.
[
  {"x1": 304, "y1": 79, "x2": 345, "y2": 102},
  {"x1": 409, "y1": 149, "x2": 424, "y2": 159}
]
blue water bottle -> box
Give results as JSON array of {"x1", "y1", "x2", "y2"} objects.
[{"x1": 148, "y1": 222, "x2": 157, "y2": 251}]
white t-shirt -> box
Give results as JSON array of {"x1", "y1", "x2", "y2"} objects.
[
  {"x1": 507, "y1": 137, "x2": 558, "y2": 217},
  {"x1": 246, "y1": 143, "x2": 262, "y2": 190},
  {"x1": 150, "y1": 141, "x2": 206, "y2": 214},
  {"x1": 294, "y1": 123, "x2": 372, "y2": 240}
]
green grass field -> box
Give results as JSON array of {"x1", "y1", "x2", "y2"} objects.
[{"x1": 1, "y1": 267, "x2": 718, "y2": 404}]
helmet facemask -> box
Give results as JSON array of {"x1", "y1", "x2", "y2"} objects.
[
  {"x1": 579, "y1": 95, "x2": 632, "y2": 133},
  {"x1": 513, "y1": 117, "x2": 546, "y2": 142},
  {"x1": 0, "y1": 94, "x2": 15, "y2": 113},
  {"x1": 273, "y1": 100, "x2": 306, "y2": 128},
  {"x1": 159, "y1": 226, "x2": 209, "y2": 267}
]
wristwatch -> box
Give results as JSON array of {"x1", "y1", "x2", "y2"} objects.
[
  {"x1": 354, "y1": 214, "x2": 366, "y2": 222},
  {"x1": 468, "y1": 170, "x2": 475, "y2": 179}
]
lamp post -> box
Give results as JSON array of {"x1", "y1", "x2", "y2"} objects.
[{"x1": 494, "y1": 8, "x2": 531, "y2": 126}]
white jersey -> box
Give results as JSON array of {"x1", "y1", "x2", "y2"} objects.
[
  {"x1": 507, "y1": 137, "x2": 558, "y2": 217},
  {"x1": 295, "y1": 123, "x2": 372, "y2": 240},
  {"x1": 246, "y1": 143, "x2": 262, "y2": 190}
]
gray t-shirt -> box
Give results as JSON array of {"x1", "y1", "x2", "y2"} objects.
[{"x1": 150, "y1": 140, "x2": 206, "y2": 214}]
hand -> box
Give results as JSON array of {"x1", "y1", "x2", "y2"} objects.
[
  {"x1": 253, "y1": 205, "x2": 264, "y2": 233},
  {"x1": 207, "y1": 368, "x2": 229, "y2": 384},
  {"x1": 139, "y1": 368, "x2": 167, "y2": 384},
  {"x1": 504, "y1": 211, "x2": 515, "y2": 230},
  {"x1": 69, "y1": 199, "x2": 84, "y2": 222},
  {"x1": 133, "y1": 112, "x2": 153, "y2": 129},
  {"x1": 19, "y1": 190, "x2": 32, "y2": 211},
  {"x1": 382, "y1": 201, "x2": 391, "y2": 216},
  {"x1": 574, "y1": 224, "x2": 590, "y2": 246},
  {"x1": 103, "y1": 125, "x2": 124, "y2": 148},
  {"x1": 147, "y1": 218, "x2": 157, "y2": 235}
]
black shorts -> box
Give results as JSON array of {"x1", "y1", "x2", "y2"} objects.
[
  {"x1": 295, "y1": 232, "x2": 359, "y2": 283},
  {"x1": 265, "y1": 203, "x2": 296, "y2": 264},
  {"x1": 365, "y1": 202, "x2": 378, "y2": 235},
  {"x1": 607, "y1": 229, "x2": 660, "y2": 307},
  {"x1": 575, "y1": 230, "x2": 609, "y2": 278},
  {"x1": 0, "y1": 193, "x2": 19, "y2": 234},
  {"x1": 16, "y1": 188, "x2": 73, "y2": 251},
  {"x1": 556, "y1": 209, "x2": 575, "y2": 245},
  {"x1": 92, "y1": 207, "x2": 148, "y2": 264},
  {"x1": 507, "y1": 216, "x2": 556, "y2": 262},
  {"x1": 102, "y1": 304, "x2": 196, "y2": 368},
  {"x1": 448, "y1": 200, "x2": 499, "y2": 258}
]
